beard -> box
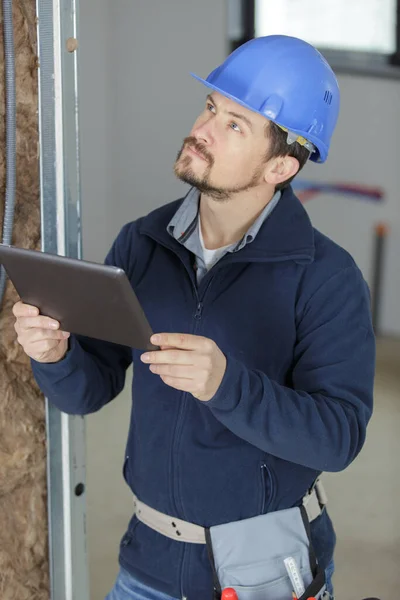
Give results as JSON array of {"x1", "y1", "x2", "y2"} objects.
[{"x1": 174, "y1": 137, "x2": 264, "y2": 202}]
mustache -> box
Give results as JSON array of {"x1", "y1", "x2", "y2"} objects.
[{"x1": 182, "y1": 137, "x2": 214, "y2": 164}]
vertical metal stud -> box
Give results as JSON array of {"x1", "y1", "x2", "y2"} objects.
[{"x1": 36, "y1": 0, "x2": 89, "y2": 598}]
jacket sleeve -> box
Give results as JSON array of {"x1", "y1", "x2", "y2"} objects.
[
  {"x1": 206, "y1": 266, "x2": 375, "y2": 472},
  {"x1": 30, "y1": 223, "x2": 136, "y2": 415}
]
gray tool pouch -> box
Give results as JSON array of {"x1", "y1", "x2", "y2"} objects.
[{"x1": 206, "y1": 505, "x2": 327, "y2": 600}]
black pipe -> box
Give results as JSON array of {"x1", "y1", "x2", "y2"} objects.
[
  {"x1": 371, "y1": 223, "x2": 388, "y2": 335},
  {"x1": 389, "y1": 0, "x2": 400, "y2": 65},
  {"x1": 231, "y1": 0, "x2": 255, "y2": 52}
]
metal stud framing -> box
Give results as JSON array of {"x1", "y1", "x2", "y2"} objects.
[{"x1": 36, "y1": 0, "x2": 89, "y2": 598}]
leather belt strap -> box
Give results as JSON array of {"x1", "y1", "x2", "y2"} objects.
[{"x1": 132, "y1": 479, "x2": 327, "y2": 545}]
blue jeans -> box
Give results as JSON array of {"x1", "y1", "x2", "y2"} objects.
[
  {"x1": 105, "y1": 568, "x2": 178, "y2": 600},
  {"x1": 325, "y1": 558, "x2": 335, "y2": 598},
  {"x1": 105, "y1": 561, "x2": 335, "y2": 599}
]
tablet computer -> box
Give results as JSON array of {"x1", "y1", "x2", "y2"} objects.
[{"x1": 0, "y1": 244, "x2": 158, "y2": 350}]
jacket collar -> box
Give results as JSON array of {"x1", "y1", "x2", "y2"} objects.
[{"x1": 139, "y1": 185, "x2": 315, "y2": 265}]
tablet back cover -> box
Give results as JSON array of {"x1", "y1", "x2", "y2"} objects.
[{"x1": 0, "y1": 245, "x2": 156, "y2": 350}]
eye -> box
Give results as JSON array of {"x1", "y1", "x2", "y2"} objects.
[
  {"x1": 230, "y1": 122, "x2": 241, "y2": 133},
  {"x1": 206, "y1": 103, "x2": 216, "y2": 113}
]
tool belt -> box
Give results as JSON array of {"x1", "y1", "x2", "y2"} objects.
[
  {"x1": 132, "y1": 479, "x2": 330, "y2": 600},
  {"x1": 132, "y1": 479, "x2": 327, "y2": 544}
]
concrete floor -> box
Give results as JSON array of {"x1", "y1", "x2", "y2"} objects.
[{"x1": 87, "y1": 338, "x2": 400, "y2": 600}]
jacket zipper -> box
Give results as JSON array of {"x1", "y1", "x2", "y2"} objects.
[
  {"x1": 171, "y1": 264, "x2": 219, "y2": 510},
  {"x1": 169, "y1": 287, "x2": 208, "y2": 516},
  {"x1": 171, "y1": 271, "x2": 214, "y2": 599},
  {"x1": 167, "y1": 248, "x2": 200, "y2": 518},
  {"x1": 194, "y1": 301, "x2": 202, "y2": 320}
]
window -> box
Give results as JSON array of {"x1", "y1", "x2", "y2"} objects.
[
  {"x1": 228, "y1": 0, "x2": 400, "y2": 74},
  {"x1": 256, "y1": 0, "x2": 396, "y2": 55}
]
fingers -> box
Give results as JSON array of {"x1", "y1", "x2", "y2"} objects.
[
  {"x1": 12, "y1": 301, "x2": 69, "y2": 363},
  {"x1": 12, "y1": 302, "x2": 65, "y2": 337},
  {"x1": 150, "y1": 333, "x2": 213, "y2": 352},
  {"x1": 21, "y1": 328, "x2": 70, "y2": 343},
  {"x1": 16, "y1": 315, "x2": 60, "y2": 332},
  {"x1": 149, "y1": 363, "x2": 195, "y2": 378},
  {"x1": 141, "y1": 349, "x2": 195, "y2": 366},
  {"x1": 12, "y1": 301, "x2": 39, "y2": 317},
  {"x1": 158, "y1": 375, "x2": 197, "y2": 393},
  {"x1": 15, "y1": 327, "x2": 69, "y2": 351}
]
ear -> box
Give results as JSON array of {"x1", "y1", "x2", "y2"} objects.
[{"x1": 263, "y1": 156, "x2": 300, "y2": 186}]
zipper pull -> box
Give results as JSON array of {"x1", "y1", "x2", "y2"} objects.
[{"x1": 194, "y1": 302, "x2": 203, "y2": 320}]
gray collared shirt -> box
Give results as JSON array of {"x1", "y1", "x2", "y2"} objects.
[{"x1": 167, "y1": 187, "x2": 281, "y2": 284}]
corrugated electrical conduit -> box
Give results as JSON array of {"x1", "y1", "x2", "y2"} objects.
[{"x1": 0, "y1": 0, "x2": 17, "y2": 308}]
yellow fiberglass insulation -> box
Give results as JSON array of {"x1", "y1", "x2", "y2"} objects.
[{"x1": 0, "y1": 1, "x2": 49, "y2": 598}]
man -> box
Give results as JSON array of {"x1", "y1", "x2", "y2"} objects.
[{"x1": 14, "y1": 36, "x2": 375, "y2": 600}]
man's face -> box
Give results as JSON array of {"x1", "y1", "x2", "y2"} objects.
[{"x1": 174, "y1": 92, "x2": 271, "y2": 201}]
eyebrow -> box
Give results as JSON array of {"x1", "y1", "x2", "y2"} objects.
[{"x1": 207, "y1": 94, "x2": 253, "y2": 131}]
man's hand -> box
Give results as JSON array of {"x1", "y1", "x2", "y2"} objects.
[
  {"x1": 140, "y1": 333, "x2": 227, "y2": 402},
  {"x1": 13, "y1": 301, "x2": 70, "y2": 363}
]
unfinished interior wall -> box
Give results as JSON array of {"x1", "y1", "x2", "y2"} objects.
[
  {"x1": 0, "y1": 2, "x2": 49, "y2": 599},
  {"x1": 301, "y1": 73, "x2": 400, "y2": 336}
]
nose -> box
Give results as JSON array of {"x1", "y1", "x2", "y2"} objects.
[{"x1": 191, "y1": 116, "x2": 215, "y2": 146}]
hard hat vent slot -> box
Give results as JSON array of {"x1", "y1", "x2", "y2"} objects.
[{"x1": 324, "y1": 91, "x2": 333, "y2": 105}]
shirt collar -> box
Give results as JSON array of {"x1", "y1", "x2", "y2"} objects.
[
  {"x1": 167, "y1": 187, "x2": 199, "y2": 243},
  {"x1": 167, "y1": 187, "x2": 281, "y2": 251}
]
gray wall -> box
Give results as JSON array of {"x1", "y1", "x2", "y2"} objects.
[
  {"x1": 301, "y1": 74, "x2": 400, "y2": 336},
  {"x1": 79, "y1": 0, "x2": 109, "y2": 263},
  {"x1": 81, "y1": 0, "x2": 228, "y2": 264},
  {"x1": 106, "y1": 0, "x2": 229, "y2": 243},
  {"x1": 79, "y1": 2, "x2": 227, "y2": 597}
]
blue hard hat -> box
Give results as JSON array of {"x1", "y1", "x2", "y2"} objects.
[{"x1": 191, "y1": 35, "x2": 340, "y2": 163}]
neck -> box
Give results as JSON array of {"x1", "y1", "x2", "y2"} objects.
[{"x1": 199, "y1": 185, "x2": 275, "y2": 250}]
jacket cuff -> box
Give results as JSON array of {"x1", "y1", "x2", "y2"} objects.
[
  {"x1": 204, "y1": 353, "x2": 242, "y2": 410},
  {"x1": 30, "y1": 335, "x2": 82, "y2": 381}
]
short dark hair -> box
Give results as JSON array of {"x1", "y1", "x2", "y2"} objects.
[{"x1": 265, "y1": 121, "x2": 310, "y2": 192}]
